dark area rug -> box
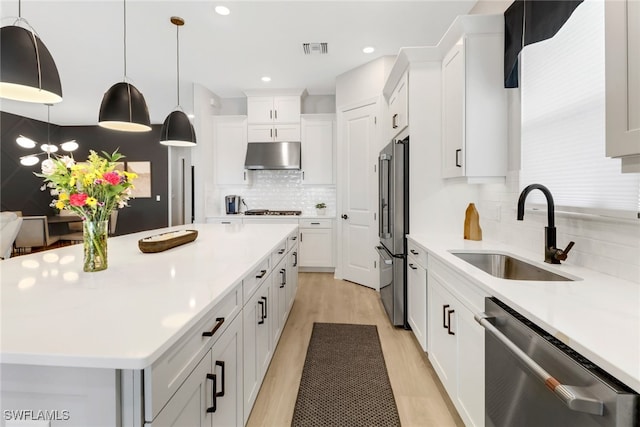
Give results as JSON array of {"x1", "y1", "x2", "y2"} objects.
[{"x1": 291, "y1": 322, "x2": 401, "y2": 427}]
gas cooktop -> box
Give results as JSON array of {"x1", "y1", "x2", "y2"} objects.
[{"x1": 244, "y1": 209, "x2": 302, "y2": 216}]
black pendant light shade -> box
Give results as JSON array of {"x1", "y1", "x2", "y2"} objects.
[
  {"x1": 98, "y1": 82, "x2": 151, "y2": 132},
  {"x1": 160, "y1": 110, "x2": 196, "y2": 147},
  {"x1": 0, "y1": 25, "x2": 63, "y2": 103}
]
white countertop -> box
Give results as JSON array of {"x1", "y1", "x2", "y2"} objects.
[
  {"x1": 408, "y1": 232, "x2": 640, "y2": 393},
  {"x1": 0, "y1": 223, "x2": 297, "y2": 370},
  {"x1": 208, "y1": 213, "x2": 335, "y2": 220}
]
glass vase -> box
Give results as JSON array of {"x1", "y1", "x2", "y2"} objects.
[{"x1": 83, "y1": 220, "x2": 108, "y2": 272}]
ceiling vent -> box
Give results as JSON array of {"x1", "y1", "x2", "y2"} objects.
[{"x1": 303, "y1": 42, "x2": 328, "y2": 55}]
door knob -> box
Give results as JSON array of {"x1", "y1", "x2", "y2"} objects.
[{"x1": 341, "y1": 214, "x2": 348, "y2": 220}]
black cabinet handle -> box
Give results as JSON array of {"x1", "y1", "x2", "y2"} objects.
[
  {"x1": 455, "y1": 149, "x2": 462, "y2": 167},
  {"x1": 275, "y1": 110, "x2": 278, "y2": 120},
  {"x1": 442, "y1": 304, "x2": 450, "y2": 329},
  {"x1": 215, "y1": 360, "x2": 225, "y2": 398},
  {"x1": 410, "y1": 249, "x2": 419, "y2": 255},
  {"x1": 275, "y1": 128, "x2": 278, "y2": 138},
  {"x1": 278, "y1": 249, "x2": 285, "y2": 254},
  {"x1": 206, "y1": 373, "x2": 218, "y2": 413},
  {"x1": 262, "y1": 296, "x2": 268, "y2": 319},
  {"x1": 291, "y1": 236, "x2": 297, "y2": 241},
  {"x1": 341, "y1": 214, "x2": 348, "y2": 220},
  {"x1": 311, "y1": 222, "x2": 320, "y2": 225},
  {"x1": 202, "y1": 317, "x2": 225, "y2": 337},
  {"x1": 392, "y1": 113, "x2": 398, "y2": 129},
  {"x1": 408, "y1": 263, "x2": 417, "y2": 270},
  {"x1": 258, "y1": 301, "x2": 265, "y2": 325},
  {"x1": 270, "y1": 128, "x2": 273, "y2": 138},
  {"x1": 270, "y1": 110, "x2": 273, "y2": 120},
  {"x1": 293, "y1": 251, "x2": 298, "y2": 267},
  {"x1": 256, "y1": 269, "x2": 267, "y2": 279},
  {"x1": 447, "y1": 309, "x2": 455, "y2": 335},
  {"x1": 280, "y1": 268, "x2": 286, "y2": 288},
  {"x1": 221, "y1": 221, "x2": 231, "y2": 224}
]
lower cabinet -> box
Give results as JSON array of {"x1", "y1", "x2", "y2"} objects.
[
  {"x1": 287, "y1": 244, "x2": 299, "y2": 311},
  {"x1": 299, "y1": 219, "x2": 333, "y2": 268},
  {"x1": 428, "y1": 261, "x2": 485, "y2": 427},
  {"x1": 147, "y1": 314, "x2": 243, "y2": 427},
  {"x1": 407, "y1": 254, "x2": 428, "y2": 352}
]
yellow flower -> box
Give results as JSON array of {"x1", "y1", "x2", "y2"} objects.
[
  {"x1": 59, "y1": 193, "x2": 69, "y2": 201},
  {"x1": 55, "y1": 200, "x2": 65, "y2": 210},
  {"x1": 86, "y1": 197, "x2": 98, "y2": 207},
  {"x1": 124, "y1": 171, "x2": 138, "y2": 181}
]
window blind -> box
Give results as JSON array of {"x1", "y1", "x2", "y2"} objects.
[{"x1": 520, "y1": 0, "x2": 640, "y2": 219}]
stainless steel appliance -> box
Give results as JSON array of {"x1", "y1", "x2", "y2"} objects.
[
  {"x1": 375, "y1": 135, "x2": 409, "y2": 327},
  {"x1": 244, "y1": 141, "x2": 301, "y2": 170},
  {"x1": 477, "y1": 297, "x2": 638, "y2": 427},
  {"x1": 225, "y1": 195, "x2": 242, "y2": 214}
]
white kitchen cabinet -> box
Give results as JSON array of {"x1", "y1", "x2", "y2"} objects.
[
  {"x1": 247, "y1": 123, "x2": 301, "y2": 142},
  {"x1": 407, "y1": 239, "x2": 427, "y2": 352},
  {"x1": 213, "y1": 116, "x2": 250, "y2": 185},
  {"x1": 206, "y1": 217, "x2": 243, "y2": 225},
  {"x1": 388, "y1": 71, "x2": 408, "y2": 140},
  {"x1": 287, "y1": 237, "x2": 299, "y2": 311},
  {"x1": 301, "y1": 114, "x2": 335, "y2": 185},
  {"x1": 441, "y1": 19, "x2": 507, "y2": 182},
  {"x1": 247, "y1": 95, "x2": 301, "y2": 142},
  {"x1": 428, "y1": 258, "x2": 486, "y2": 427},
  {"x1": 298, "y1": 219, "x2": 334, "y2": 268},
  {"x1": 272, "y1": 256, "x2": 288, "y2": 344},
  {"x1": 605, "y1": 0, "x2": 640, "y2": 172}
]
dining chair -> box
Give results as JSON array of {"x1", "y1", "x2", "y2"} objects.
[{"x1": 14, "y1": 216, "x2": 60, "y2": 252}]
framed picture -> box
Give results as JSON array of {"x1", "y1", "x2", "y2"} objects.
[{"x1": 126, "y1": 161, "x2": 151, "y2": 198}]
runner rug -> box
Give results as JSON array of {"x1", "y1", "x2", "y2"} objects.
[{"x1": 291, "y1": 322, "x2": 401, "y2": 427}]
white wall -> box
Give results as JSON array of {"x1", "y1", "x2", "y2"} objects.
[{"x1": 335, "y1": 56, "x2": 395, "y2": 109}]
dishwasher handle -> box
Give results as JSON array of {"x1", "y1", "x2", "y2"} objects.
[
  {"x1": 375, "y1": 246, "x2": 393, "y2": 265},
  {"x1": 475, "y1": 313, "x2": 604, "y2": 416}
]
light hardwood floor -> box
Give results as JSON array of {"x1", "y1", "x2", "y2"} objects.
[{"x1": 246, "y1": 272, "x2": 465, "y2": 427}]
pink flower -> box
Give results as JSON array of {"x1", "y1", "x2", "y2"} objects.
[
  {"x1": 102, "y1": 172, "x2": 121, "y2": 186},
  {"x1": 69, "y1": 193, "x2": 88, "y2": 207}
]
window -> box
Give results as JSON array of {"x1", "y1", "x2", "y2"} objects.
[{"x1": 520, "y1": 0, "x2": 640, "y2": 219}]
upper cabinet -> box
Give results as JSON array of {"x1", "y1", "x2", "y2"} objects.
[
  {"x1": 301, "y1": 114, "x2": 335, "y2": 185},
  {"x1": 388, "y1": 71, "x2": 408, "y2": 140},
  {"x1": 440, "y1": 16, "x2": 507, "y2": 182},
  {"x1": 605, "y1": 0, "x2": 640, "y2": 173},
  {"x1": 213, "y1": 115, "x2": 250, "y2": 185},
  {"x1": 245, "y1": 90, "x2": 305, "y2": 142}
]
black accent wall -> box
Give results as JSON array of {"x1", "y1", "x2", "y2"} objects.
[{"x1": 1, "y1": 111, "x2": 169, "y2": 235}]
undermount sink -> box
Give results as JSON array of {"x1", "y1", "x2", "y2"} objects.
[{"x1": 450, "y1": 251, "x2": 575, "y2": 282}]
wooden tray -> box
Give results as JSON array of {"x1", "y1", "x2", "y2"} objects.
[{"x1": 138, "y1": 229, "x2": 198, "y2": 253}]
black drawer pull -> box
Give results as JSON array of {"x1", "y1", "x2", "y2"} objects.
[
  {"x1": 455, "y1": 149, "x2": 462, "y2": 167},
  {"x1": 256, "y1": 269, "x2": 267, "y2": 279},
  {"x1": 310, "y1": 222, "x2": 320, "y2": 225},
  {"x1": 291, "y1": 236, "x2": 297, "y2": 241},
  {"x1": 215, "y1": 360, "x2": 225, "y2": 397},
  {"x1": 392, "y1": 113, "x2": 398, "y2": 128},
  {"x1": 278, "y1": 249, "x2": 285, "y2": 255},
  {"x1": 447, "y1": 309, "x2": 455, "y2": 335},
  {"x1": 408, "y1": 263, "x2": 417, "y2": 270},
  {"x1": 280, "y1": 268, "x2": 286, "y2": 288},
  {"x1": 206, "y1": 373, "x2": 217, "y2": 413},
  {"x1": 202, "y1": 317, "x2": 225, "y2": 337},
  {"x1": 262, "y1": 296, "x2": 268, "y2": 319},
  {"x1": 293, "y1": 251, "x2": 298, "y2": 267},
  {"x1": 258, "y1": 300, "x2": 265, "y2": 324},
  {"x1": 442, "y1": 304, "x2": 450, "y2": 329},
  {"x1": 410, "y1": 249, "x2": 419, "y2": 255}
]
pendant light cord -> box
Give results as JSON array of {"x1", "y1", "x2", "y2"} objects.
[
  {"x1": 123, "y1": 0, "x2": 127, "y2": 79},
  {"x1": 18, "y1": 0, "x2": 21, "y2": 18},
  {"x1": 176, "y1": 22, "x2": 180, "y2": 106}
]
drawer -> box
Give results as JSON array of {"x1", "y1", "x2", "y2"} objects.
[
  {"x1": 286, "y1": 230, "x2": 299, "y2": 252},
  {"x1": 206, "y1": 217, "x2": 242, "y2": 224},
  {"x1": 407, "y1": 239, "x2": 428, "y2": 269},
  {"x1": 243, "y1": 256, "x2": 271, "y2": 303},
  {"x1": 144, "y1": 284, "x2": 241, "y2": 421},
  {"x1": 299, "y1": 219, "x2": 332, "y2": 228},
  {"x1": 271, "y1": 238, "x2": 288, "y2": 268}
]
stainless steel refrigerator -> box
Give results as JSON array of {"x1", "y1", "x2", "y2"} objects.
[{"x1": 375, "y1": 135, "x2": 409, "y2": 327}]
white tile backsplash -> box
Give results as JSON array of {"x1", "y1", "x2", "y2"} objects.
[
  {"x1": 209, "y1": 170, "x2": 336, "y2": 216},
  {"x1": 478, "y1": 171, "x2": 640, "y2": 284}
]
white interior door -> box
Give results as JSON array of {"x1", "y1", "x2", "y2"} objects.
[{"x1": 339, "y1": 102, "x2": 378, "y2": 289}]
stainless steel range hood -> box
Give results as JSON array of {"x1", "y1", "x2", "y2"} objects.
[{"x1": 244, "y1": 141, "x2": 301, "y2": 170}]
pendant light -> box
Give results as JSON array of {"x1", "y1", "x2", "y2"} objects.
[
  {"x1": 19, "y1": 104, "x2": 78, "y2": 166},
  {"x1": 0, "y1": 0, "x2": 62, "y2": 103},
  {"x1": 98, "y1": 0, "x2": 151, "y2": 132},
  {"x1": 159, "y1": 16, "x2": 196, "y2": 147}
]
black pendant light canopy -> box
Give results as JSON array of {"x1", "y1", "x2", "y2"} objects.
[
  {"x1": 98, "y1": 0, "x2": 151, "y2": 132},
  {"x1": 0, "y1": 1, "x2": 63, "y2": 104},
  {"x1": 160, "y1": 16, "x2": 196, "y2": 147}
]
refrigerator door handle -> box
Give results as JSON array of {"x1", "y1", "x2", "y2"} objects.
[
  {"x1": 379, "y1": 154, "x2": 392, "y2": 239},
  {"x1": 375, "y1": 246, "x2": 394, "y2": 265}
]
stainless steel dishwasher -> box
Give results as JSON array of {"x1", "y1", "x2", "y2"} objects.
[{"x1": 476, "y1": 297, "x2": 638, "y2": 427}]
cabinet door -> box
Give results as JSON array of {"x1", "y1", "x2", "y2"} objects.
[
  {"x1": 407, "y1": 258, "x2": 427, "y2": 352},
  {"x1": 456, "y1": 303, "x2": 485, "y2": 427},
  {"x1": 273, "y1": 258, "x2": 288, "y2": 343},
  {"x1": 298, "y1": 228, "x2": 333, "y2": 267},
  {"x1": 301, "y1": 116, "x2": 334, "y2": 185},
  {"x1": 147, "y1": 350, "x2": 211, "y2": 427},
  {"x1": 247, "y1": 124, "x2": 274, "y2": 142},
  {"x1": 273, "y1": 96, "x2": 301, "y2": 123},
  {"x1": 286, "y1": 245, "x2": 299, "y2": 311},
  {"x1": 442, "y1": 43, "x2": 465, "y2": 178},
  {"x1": 388, "y1": 72, "x2": 408, "y2": 139},
  {"x1": 273, "y1": 124, "x2": 301, "y2": 142},
  {"x1": 214, "y1": 116, "x2": 249, "y2": 185},
  {"x1": 427, "y1": 275, "x2": 457, "y2": 396},
  {"x1": 247, "y1": 97, "x2": 275, "y2": 124},
  {"x1": 209, "y1": 315, "x2": 243, "y2": 427}
]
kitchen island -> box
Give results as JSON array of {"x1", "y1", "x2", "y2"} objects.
[{"x1": 1, "y1": 223, "x2": 299, "y2": 426}]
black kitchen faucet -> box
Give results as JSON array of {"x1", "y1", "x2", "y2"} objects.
[{"x1": 517, "y1": 183, "x2": 575, "y2": 264}]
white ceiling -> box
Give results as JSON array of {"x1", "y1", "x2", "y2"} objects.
[{"x1": 0, "y1": 0, "x2": 477, "y2": 126}]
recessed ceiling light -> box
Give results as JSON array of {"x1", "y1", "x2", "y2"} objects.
[
  {"x1": 215, "y1": 6, "x2": 230, "y2": 16},
  {"x1": 261, "y1": 76, "x2": 271, "y2": 83},
  {"x1": 363, "y1": 46, "x2": 375, "y2": 54}
]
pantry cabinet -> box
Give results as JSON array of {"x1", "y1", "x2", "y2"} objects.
[
  {"x1": 428, "y1": 257, "x2": 487, "y2": 427},
  {"x1": 213, "y1": 116, "x2": 250, "y2": 185},
  {"x1": 301, "y1": 114, "x2": 335, "y2": 185},
  {"x1": 441, "y1": 16, "x2": 507, "y2": 182},
  {"x1": 605, "y1": 0, "x2": 640, "y2": 172}
]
